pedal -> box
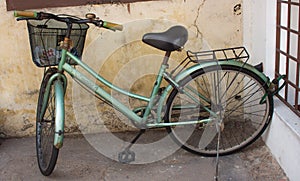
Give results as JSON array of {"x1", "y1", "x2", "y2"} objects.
[
  {"x1": 117, "y1": 129, "x2": 145, "y2": 164},
  {"x1": 118, "y1": 149, "x2": 135, "y2": 164}
]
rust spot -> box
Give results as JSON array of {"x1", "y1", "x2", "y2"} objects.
[
  {"x1": 55, "y1": 142, "x2": 63, "y2": 149},
  {"x1": 127, "y1": 3, "x2": 131, "y2": 14}
]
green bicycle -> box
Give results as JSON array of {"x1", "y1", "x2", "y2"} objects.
[{"x1": 15, "y1": 11, "x2": 285, "y2": 176}]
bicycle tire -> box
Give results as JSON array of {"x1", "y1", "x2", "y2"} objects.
[
  {"x1": 36, "y1": 68, "x2": 60, "y2": 176},
  {"x1": 165, "y1": 65, "x2": 273, "y2": 156}
]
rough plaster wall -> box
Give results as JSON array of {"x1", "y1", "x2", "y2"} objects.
[{"x1": 0, "y1": 0, "x2": 242, "y2": 137}]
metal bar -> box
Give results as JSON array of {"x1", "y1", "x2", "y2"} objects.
[
  {"x1": 62, "y1": 63, "x2": 144, "y2": 125},
  {"x1": 66, "y1": 52, "x2": 150, "y2": 102},
  {"x1": 285, "y1": 0, "x2": 291, "y2": 101},
  {"x1": 277, "y1": 25, "x2": 300, "y2": 36},
  {"x1": 276, "y1": 0, "x2": 300, "y2": 116},
  {"x1": 296, "y1": 3, "x2": 300, "y2": 111},
  {"x1": 277, "y1": 49, "x2": 299, "y2": 63},
  {"x1": 146, "y1": 118, "x2": 212, "y2": 128},
  {"x1": 279, "y1": 0, "x2": 300, "y2": 6},
  {"x1": 275, "y1": 0, "x2": 281, "y2": 81},
  {"x1": 143, "y1": 52, "x2": 171, "y2": 120}
]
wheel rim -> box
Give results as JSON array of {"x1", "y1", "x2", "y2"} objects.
[
  {"x1": 166, "y1": 66, "x2": 272, "y2": 156},
  {"x1": 36, "y1": 70, "x2": 58, "y2": 174}
]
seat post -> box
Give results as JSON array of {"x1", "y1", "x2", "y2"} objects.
[{"x1": 162, "y1": 51, "x2": 171, "y2": 65}]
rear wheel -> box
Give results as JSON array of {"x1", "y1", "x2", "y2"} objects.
[
  {"x1": 36, "y1": 68, "x2": 59, "y2": 176},
  {"x1": 165, "y1": 65, "x2": 273, "y2": 156}
]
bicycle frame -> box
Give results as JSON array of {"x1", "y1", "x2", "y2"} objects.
[
  {"x1": 48, "y1": 47, "x2": 272, "y2": 148},
  {"x1": 61, "y1": 50, "x2": 217, "y2": 124}
]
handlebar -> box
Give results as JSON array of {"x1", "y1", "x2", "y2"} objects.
[
  {"x1": 14, "y1": 11, "x2": 123, "y2": 32},
  {"x1": 14, "y1": 11, "x2": 38, "y2": 18},
  {"x1": 102, "y1": 21, "x2": 123, "y2": 31}
]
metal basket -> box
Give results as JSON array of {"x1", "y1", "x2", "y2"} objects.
[{"x1": 27, "y1": 18, "x2": 89, "y2": 67}]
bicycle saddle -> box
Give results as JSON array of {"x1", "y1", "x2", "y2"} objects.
[{"x1": 142, "y1": 25, "x2": 188, "y2": 51}]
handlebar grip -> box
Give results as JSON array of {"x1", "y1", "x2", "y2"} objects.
[
  {"x1": 103, "y1": 21, "x2": 123, "y2": 31},
  {"x1": 14, "y1": 11, "x2": 38, "y2": 18}
]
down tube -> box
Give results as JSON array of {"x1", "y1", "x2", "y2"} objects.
[{"x1": 62, "y1": 63, "x2": 143, "y2": 125}]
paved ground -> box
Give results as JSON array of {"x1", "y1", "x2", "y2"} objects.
[{"x1": 0, "y1": 131, "x2": 288, "y2": 181}]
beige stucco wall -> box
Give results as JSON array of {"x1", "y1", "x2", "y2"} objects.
[{"x1": 0, "y1": 0, "x2": 242, "y2": 137}]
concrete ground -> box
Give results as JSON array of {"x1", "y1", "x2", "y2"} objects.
[{"x1": 0, "y1": 131, "x2": 288, "y2": 181}]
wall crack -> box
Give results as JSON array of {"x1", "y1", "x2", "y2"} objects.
[{"x1": 192, "y1": 0, "x2": 206, "y2": 38}]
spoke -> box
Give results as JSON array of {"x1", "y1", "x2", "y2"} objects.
[
  {"x1": 202, "y1": 75, "x2": 211, "y2": 100},
  {"x1": 167, "y1": 66, "x2": 271, "y2": 156},
  {"x1": 239, "y1": 97, "x2": 265, "y2": 107},
  {"x1": 222, "y1": 130, "x2": 233, "y2": 149},
  {"x1": 229, "y1": 109, "x2": 266, "y2": 117},
  {"x1": 220, "y1": 70, "x2": 243, "y2": 100},
  {"x1": 194, "y1": 78, "x2": 211, "y2": 101},
  {"x1": 198, "y1": 120, "x2": 218, "y2": 149},
  {"x1": 40, "y1": 84, "x2": 56, "y2": 168},
  {"x1": 224, "y1": 97, "x2": 266, "y2": 112},
  {"x1": 180, "y1": 87, "x2": 216, "y2": 117},
  {"x1": 224, "y1": 114, "x2": 265, "y2": 126},
  {"x1": 223, "y1": 74, "x2": 247, "y2": 101},
  {"x1": 186, "y1": 84, "x2": 210, "y2": 104},
  {"x1": 225, "y1": 80, "x2": 258, "y2": 107},
  {"x1": 223, "y1": 85, "x2": 264, "y2": 119}
]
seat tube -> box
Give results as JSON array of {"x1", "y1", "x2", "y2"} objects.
[{"x1": 143, "y1": 51, "x2": 171, "y2": 119}]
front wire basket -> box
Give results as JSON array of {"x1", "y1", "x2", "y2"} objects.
[{"x1": 27, "y1": 18, "x2": 89, "y2": 67}]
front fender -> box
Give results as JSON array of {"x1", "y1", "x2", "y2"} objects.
[{"x1": 54, "y1": 79, "x2": 65, "y2": 149}]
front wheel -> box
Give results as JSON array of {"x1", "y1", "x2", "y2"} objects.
[
  {"x1": 36, "y1": 68, "x2": 60, "y2": 176},
  {"x1": 165, "y1": 65, "x2": 273, "y2": 156}
]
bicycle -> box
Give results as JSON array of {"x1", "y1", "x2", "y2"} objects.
[{"x1": 14, "y1": 11, "x2": 285, "y2": 177}]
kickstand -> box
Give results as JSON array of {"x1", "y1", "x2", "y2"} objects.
[
  {"x1": 118, "y1": 129, "x2": 145, "y2": 164},
  {"x1": 214, "y1": 122, "x2": 221, "y2": 181}
]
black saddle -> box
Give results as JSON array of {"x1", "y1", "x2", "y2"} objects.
[{"x1": 142, "y1": 26, "x2": 188, "y2": 52}]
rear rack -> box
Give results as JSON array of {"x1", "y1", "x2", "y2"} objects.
[
  {"x1": 187, "y1": 47, "x2": 249, "y2": 63},
  {"x1": 170, "y1": 47, "x2": 250, "y2": 76}
]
